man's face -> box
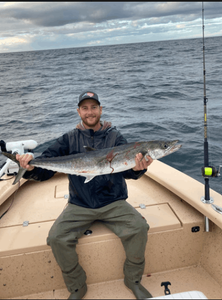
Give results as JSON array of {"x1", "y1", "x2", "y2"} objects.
[{"x1": 77, "y1": 99, "x2": 102, "y2": 130}]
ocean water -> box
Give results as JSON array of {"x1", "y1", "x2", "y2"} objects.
[{"x1": 0, "y1": 36, "x2": 222, "y2": 195}]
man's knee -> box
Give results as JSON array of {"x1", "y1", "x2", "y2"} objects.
[
  {"x1": 47, "y1": 226, "x2": 60, "y2": 246},
  {"x1": 132, "y1": 213, "x2": 149, "y2": 235},
  {"x1": 47, "y1": 222, "x2": 70, "y2": 247},
  {"x1": 120, "y1": 216, "x2": 149, "y2": 241},
  {"x1": 120, "y1": 202, "x2": 149, "y2": 235},
  {"x1": 47, "y1": 222, "x2": 82, "y2": 248}
]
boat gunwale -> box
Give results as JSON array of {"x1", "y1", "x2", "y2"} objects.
[{"x1": 147, "y1": 160, "x2": 222, "y2": 230}]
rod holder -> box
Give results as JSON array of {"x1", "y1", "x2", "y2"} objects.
[{"x1": 201, "y1": 196, "x2": 214, "y2": 204}]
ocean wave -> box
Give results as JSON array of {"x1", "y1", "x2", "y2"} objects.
[{"x1": 0, "y1": 36, "x2": 222, "y2": 194}]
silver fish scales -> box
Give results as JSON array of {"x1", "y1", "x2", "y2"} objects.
[{"x1": 2, "y1": 140, "x2": 182, "y2": 184}]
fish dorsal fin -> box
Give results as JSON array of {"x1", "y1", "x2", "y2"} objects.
[
  {"x1": 83, "y1": 146, "x2": 96, "y2": 151},
  {"x1": 84, "y1": 175, "x2": 96, "y2": 183}
]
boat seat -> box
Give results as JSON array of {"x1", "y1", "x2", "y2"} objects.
[
  {"x1": 0, "y1": 173, "x2": 207, "y2": 299},
  {"x1": 153, "y1": 290, "x2": 207, "y2": 299}
]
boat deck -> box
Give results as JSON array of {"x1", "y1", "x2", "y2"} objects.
[
  {"x1": 1, "y1": 161, "x2": 222, "y2": 299},
  {"x1": 11, "y1": 265, "x2": 222, "y2": 299}
]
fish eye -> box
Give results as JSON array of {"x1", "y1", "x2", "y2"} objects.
[{"x1": 164, "y1": 144, "x2": 168, "y2": 149}]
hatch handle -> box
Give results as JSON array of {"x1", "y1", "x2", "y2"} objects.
[{"x1": 161, "y1": 281, "x2": 171, "y2": 295}]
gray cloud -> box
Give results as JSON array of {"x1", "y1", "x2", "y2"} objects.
[
  {"x1": 0, "y1": 2, "x2": 221, "y2": 53},
  {"x1": 1, "y1": 2, "x2": 128, "y2": 27},
  {"x1": 1, "y1": 2, "x2": 222, "y2": 29}
]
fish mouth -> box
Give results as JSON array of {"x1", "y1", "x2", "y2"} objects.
[{"x1": 167, "y1": 140, "x2": 182, "y2": 155}]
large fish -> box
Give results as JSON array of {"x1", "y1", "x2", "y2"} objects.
[{"x1": 2, "y1": 140, "x2": 181, "y2": 185}]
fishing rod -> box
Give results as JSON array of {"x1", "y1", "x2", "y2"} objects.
[
  {"x1": 200, "y1": 3, "x2": 222, "y2": 230},
  {"x1": 201, "y1": 2, "x2": 214, "y2": 204}
]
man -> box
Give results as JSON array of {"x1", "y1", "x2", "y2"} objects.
[{"x1": 16, "y1": 91, "x2": 153, "y2": 299}]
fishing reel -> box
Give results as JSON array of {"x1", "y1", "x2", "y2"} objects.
[
  {"x1": 201, "y1": 166, "x2": 222, "y2": 178},
  {"x1": 0, "y1": 139, "x2": 37, "y2": 177}
]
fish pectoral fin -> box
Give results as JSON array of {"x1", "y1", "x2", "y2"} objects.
[
  {"x1": 83, "y1": 146, "x2": 96, "y2": 151},
  {"x1": 13, "y1": 167, "x2": 27, "y2": 185},
  {"x1": 84, "y1": 175, "x2": 96, "y2": 183}
]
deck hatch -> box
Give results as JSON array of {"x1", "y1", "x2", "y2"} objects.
[
  {"x1": 55, "y1": 183, "x2": 68, "y2": 198},
  {"x1": 137, "y1": 203, "x2": 181, "y2": 233}
]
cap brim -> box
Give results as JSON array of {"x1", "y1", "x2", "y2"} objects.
[{"x1": 78, "y1": 98, "x2": 100, "y2": 106}]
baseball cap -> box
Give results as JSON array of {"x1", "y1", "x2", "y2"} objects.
[{"x1": 78, "y1": 91, "x2": 100, "y2": 106}]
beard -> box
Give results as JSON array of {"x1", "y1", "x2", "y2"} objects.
[{"x1": 81, "y1": 114, "x2": 101, "y2": 128}]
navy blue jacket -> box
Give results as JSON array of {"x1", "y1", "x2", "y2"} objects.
[{"x1": 23, "y1": 122, "x2": 146, "y2": 208}]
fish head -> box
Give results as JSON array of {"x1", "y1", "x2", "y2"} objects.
[{"x1": 146, "y1": 140, "x2": 182, "y2": 160}]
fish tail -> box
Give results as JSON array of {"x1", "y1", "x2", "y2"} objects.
[
  {"x1": 2, "y1": 151, "x2": 19, "y2": 164},
  {"x1": 1, "y1": 152, "x2": 27, "y2": 185}
]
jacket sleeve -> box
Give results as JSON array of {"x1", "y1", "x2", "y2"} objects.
[
  {"x1": 114, "y1": 130, "x2": 147, "y2": 180},
  {"x1": 23, "y1": 133, "x2": 70, "y2": 182}
]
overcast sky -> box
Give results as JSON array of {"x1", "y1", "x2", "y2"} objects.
[{"x1": 0, "y1": 2, "x2": 222, "y2": 53}]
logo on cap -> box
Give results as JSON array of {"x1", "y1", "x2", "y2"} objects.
[{"x1": 83, "y1": 92, "x2": 94, "y2": 98}]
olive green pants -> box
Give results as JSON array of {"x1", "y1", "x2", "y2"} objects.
[{"x1": 47, "y1": 200, "x2": 149, "y2": 293}]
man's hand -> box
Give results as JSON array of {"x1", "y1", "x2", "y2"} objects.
[
  {"x1": 133, "y1": 153, "x2": 153, "y2": 172},
  {"x1": 16, "y1": 154, "x2": 35, "y2": 171}
]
